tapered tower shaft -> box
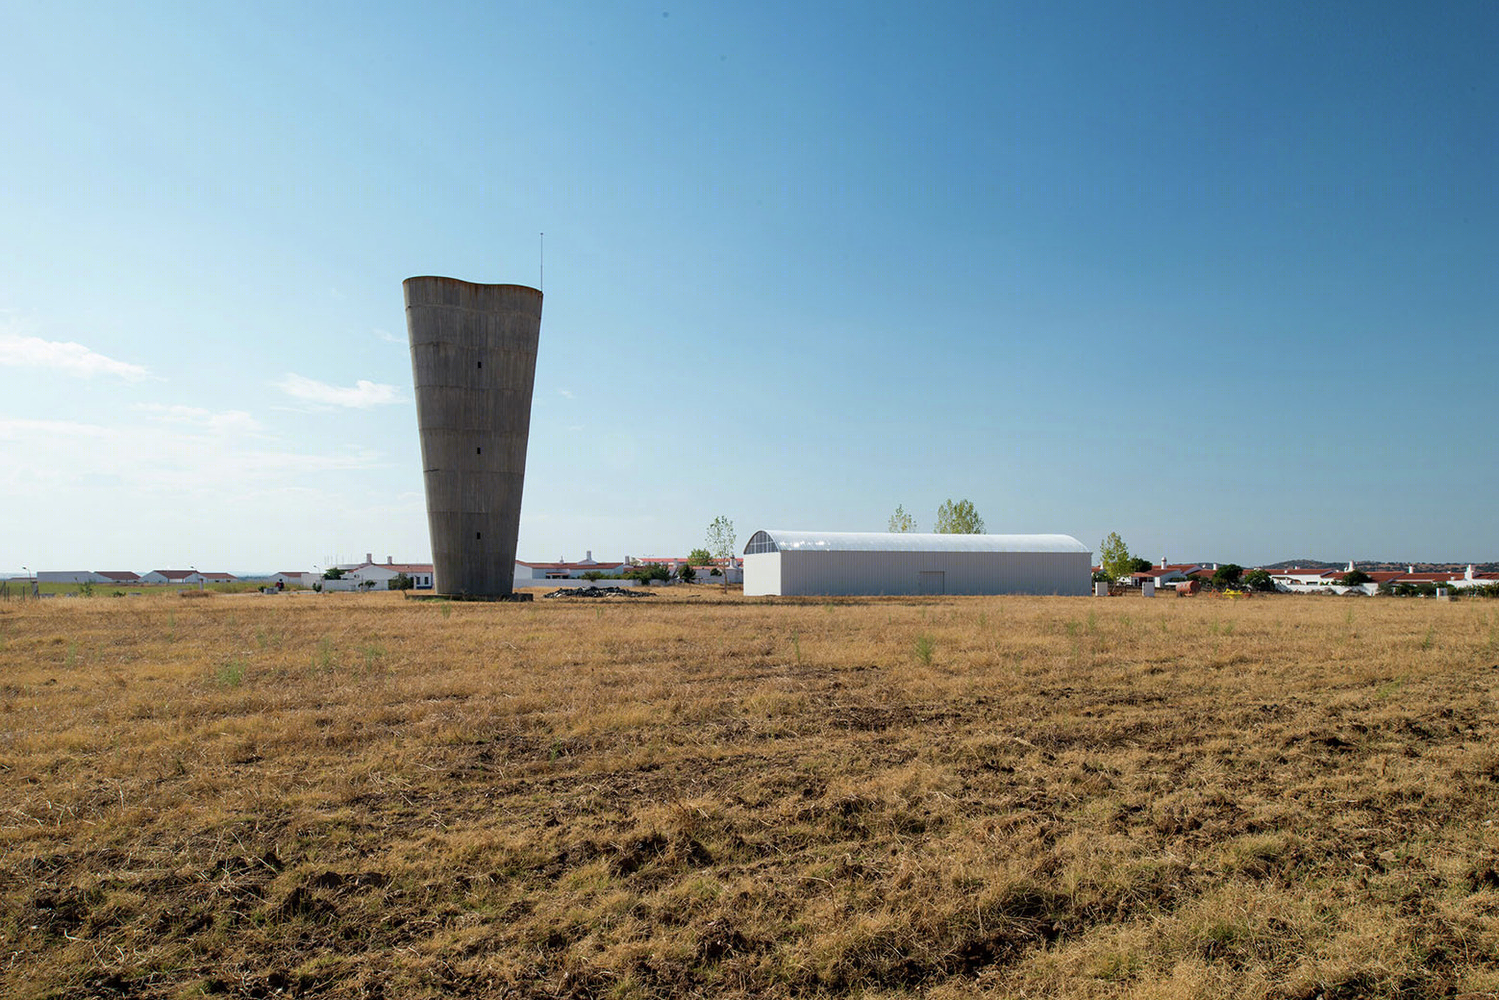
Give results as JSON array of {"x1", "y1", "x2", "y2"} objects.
[{"x1": 405, "y1": 277, "x2": 541, "y2": 596}]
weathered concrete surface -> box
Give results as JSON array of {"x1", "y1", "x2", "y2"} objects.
[{"x1": 405, "y1": 277, "x2": 541, "y2": 596}]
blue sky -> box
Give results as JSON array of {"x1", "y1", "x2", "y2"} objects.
[{"x1": 2, "y1": 1, "x2": 1494, "y2": 573}]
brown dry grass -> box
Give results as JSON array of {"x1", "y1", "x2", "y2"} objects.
[{"x1": 1, "y1": 590, "x2": 1497, "y2": 999}]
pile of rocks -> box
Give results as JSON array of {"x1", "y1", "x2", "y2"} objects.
[{"x1": 542, "y1": 586, "x2": 654, "y2": 599}]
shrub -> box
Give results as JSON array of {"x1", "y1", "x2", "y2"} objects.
[
  {"x1": 1211, "y1": 564, "x2": 1244, "y2": 589},
  {"x1": 1243, "y1": 569, "x2": 1276, "y2": 593},
  {"x1": 626, "y1": 563, "x2": 672, "y2": 584}
]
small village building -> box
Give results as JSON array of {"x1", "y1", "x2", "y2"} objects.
[
  {"x1": 324, "y1": 555, "x2": 434, "y2": 591},
  {"x1": 97, "y1": 571, "x2": 143, "y2": 585},
  {"x1": 626, "y1": 554, "x2": 743, "y2": 584},
  {"x1": 514, "y1": 551, "x2": 631, "y2": 582},
  {"x1": 743, "y1": 530, "x2": 1091, "y2": 597},
  {"x1": 141, "y1": 570, "x2": 235, "y2": 585},
  {"x1": 142, "y1": 570, "x2": 197, "y2": 584},
  {"x1": 270, "y1": 571, "x2": 318, "y2": 588},
  {"x1": 37, "y1": 571, "x2": 107, "y2": 584}
]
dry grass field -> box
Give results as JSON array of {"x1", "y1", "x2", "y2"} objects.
[{"x1": 2, "y1": 589, "x2": 1497, "y2": 999}]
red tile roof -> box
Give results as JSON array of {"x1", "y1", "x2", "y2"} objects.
[{"x1": 354, "y1": 562, "x2": 434, "y2": 573}]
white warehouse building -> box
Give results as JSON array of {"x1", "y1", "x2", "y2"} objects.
[{"x1": 743, "y1": 530, "x2": 1092, "y2": 597}]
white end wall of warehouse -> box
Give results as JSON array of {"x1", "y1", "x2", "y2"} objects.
[{"x1": 744, "y1": 550, "x2": 1092, "y2": 597}]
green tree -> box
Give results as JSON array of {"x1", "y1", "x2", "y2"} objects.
[
  {"x1": 888, "y1": 504, "x2": 917, "y2": 532},
  {"x1": 1129, "y1": 557, "x2": 1154, "y2": 574},
  {"x1": 1211, "y1": 564, "x2": 1244, "y2": 589},
  {"x1": 387, "y1": 572, "x2": 414, "y2": 591},
  {"x1": 1243, "y1": 569, "x2": 1276, "y2": 592},
  {"x1": 934, "y1": 498, "x2": 985, "y2": 534},
  {"x1": 1339, "y1": 569, "x2": 1372, "y2": 587},
  {"x1": 706, "y1": 515, "x2": 736, "y2": 590},
  {"x1": 677, "y1": 563, "x2": 697, "y2": 583},
  {"x1": 687, "y1": 548, "x2": 713, "y2": 566},
  {"x1": 1098, "y1": 532, "x2": 1132, "y2": 582},
  {"x1": 627, "y1": 562, "x2": 672, "y2": 583},
  {"x1": 322, "y1": 567, "x2": 344, "y2": 580}
]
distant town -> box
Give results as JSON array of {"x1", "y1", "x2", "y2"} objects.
[
  {"x1": 2, "y1": 550, "x2": 745, "y2": 594},
  {"x1": 5, "y1": 551, "x2": 1495, "y2": 596}
]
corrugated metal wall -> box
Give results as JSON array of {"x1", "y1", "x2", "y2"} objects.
[{"x1": 750, "y1": 550, "x2": 1090, "y2": 596}]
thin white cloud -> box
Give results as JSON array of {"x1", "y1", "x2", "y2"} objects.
[
  {"x1": 558, "y1": 388, "x2": 575, "y2": 398},
  {"x1": 0, "y1": 332, "x2": 152, "y2": 381},
  {"x1": 374, "y1": 328, "x2": 405, "y2": 344},
  {"x1": 0, "y1": 417, "x2": 118, "y2": 440},
  {"x1": 132, "y1": 404, "x2": 264, "y2": 435},
  {"x1": 273, "y1": 373, "x2": 404, "y2": 409},
  {"x1": 0, "y1": 415, "x2": 384, "y2": 498}
]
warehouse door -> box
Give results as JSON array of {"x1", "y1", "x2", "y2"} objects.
[{"x1": 918, "y1": 571, "x2": 945, "y2": 595}]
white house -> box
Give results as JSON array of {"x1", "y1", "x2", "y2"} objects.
[
  {"x1": 140, "y1": 570, "x2": 236, "y2": 586},
  {"x1": 270, "y1": 571, "x2": 318, "y2": 588},
  {"x1": 743, "y1": 530, "x2": 1091, "y2": 597},
  {"x1": 142, "y1": 570, "x2": 197, "y2": 585},
  {"x1": 1129, "y1": 558, "x2": 1208, "y2": 587},
  {"x1": 514, "y1": 551, "x2": 631, "y2": 582},
  {"x1": 97, "y1": 571, "x2": 143, "y2": 586},
  {"x1": 324, "y1": 555, "x2": 434, "y2": 591}
]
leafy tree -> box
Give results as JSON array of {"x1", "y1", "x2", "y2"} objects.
[
  {"x1": 1098, "y1": 532, "x2": 1132, "y2": 582},
  {"x1": 322, "y1": 567, "x2": 344, "y2": 580},
  {"x1": 1243, "y1": 569, "x2": 1276, "y2": 592},
  {"x1": 387, "y1": 572, "x2": 414, "y2": 591},
  {"x1": 888, "y1": 504, "x2": 917, "y2": 533},
  {"x1": 934, "y1": 499, "x2": 985, "y2": 534},
  {"x1": 687, "y1": 548, "x2": 713, "y2": 566},
  {"x1": 1129, "y1": 557, "x2": 1154, "y2": 574},
  {"x1": 1212, "y1": 564, "x2": 1244, "y2": 589},
  {"x1": 706, "y1": 515, "x2": 736, "y2": 589},
  {"x1": 1339, "y1": 569, "x2": 1372, "y2": 587},
  {"x1": 627, "y1": 562, "x2": 672, "y2": 583},
  {"x1": 677, "y1": 563, "x2": 697, "y2": 583}
]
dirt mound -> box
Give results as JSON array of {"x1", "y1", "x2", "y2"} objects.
[{"x1": 542, "y1": 585, "x2": 654, "y2": 599}]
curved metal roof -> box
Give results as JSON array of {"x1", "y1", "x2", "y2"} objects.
[{"x1": 744, "y1": 530, "x2": 1088, "y2": 555}]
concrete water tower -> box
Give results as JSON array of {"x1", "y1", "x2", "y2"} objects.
[{"x1": 404, "y1": 277, "x2": 541, "y2": 597}]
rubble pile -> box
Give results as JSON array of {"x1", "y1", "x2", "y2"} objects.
[{"x1": 542, "y1": 586, "x2": 654, "y2": 599}]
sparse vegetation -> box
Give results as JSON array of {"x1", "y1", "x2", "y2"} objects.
[
  {"x1": 935, "y1": 497, "x2": 985, "y2": 534},
  {"x1": 888, "y1": 503, "x2": 917, "y2": 533},
  {"x1": 1098, "y1": 532, "x2": 1132, "y2": 583},
  {"x1": 0, "y1": 592, "x2": 1496, "y2": 997}
]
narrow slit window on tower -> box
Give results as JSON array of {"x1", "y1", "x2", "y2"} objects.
[
  {"x1": 477, "y1": 360, "x2": 482, "y2": 368},
  {"x1": 475, "y1": 532, "x2": 482, "y2": 540},
  {"x1": 476, "y1": 446, "x2": 482, "y2": 455}
]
